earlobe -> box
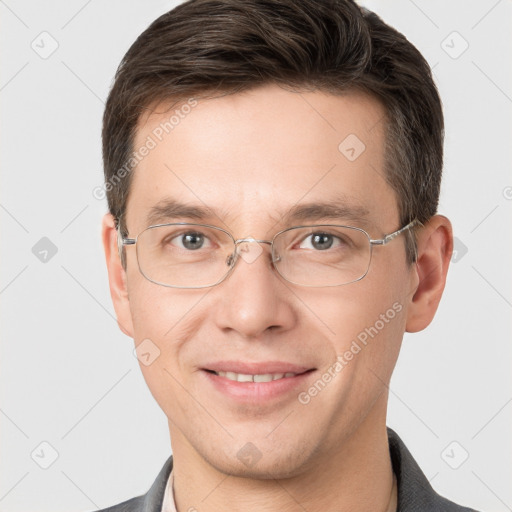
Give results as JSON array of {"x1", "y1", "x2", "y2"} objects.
[
  {"x1": 101, "y1": 213, "x2": 134, "y2": 337},
  {"x1": 405, "y1": 215, "x2": 453, "y2": 333}
]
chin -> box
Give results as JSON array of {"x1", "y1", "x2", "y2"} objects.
[{"x1": 200, "y1": 440, "x2": 315, "y2": 480}]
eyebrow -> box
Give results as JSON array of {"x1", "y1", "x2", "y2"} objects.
[
  {"x1": 145, "y1": 196, "x2": 372, "y2": 229},
  {"x1": 281, "y1": 200, "x2": 371, "y2": 226},
  {"x1": 146, "y1": 199, "x2": 228, "y2": 226}
]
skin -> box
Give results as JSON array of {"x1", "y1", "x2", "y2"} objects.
[{"x1": 102, "y1": 84, "x2": 453, "y2": 512}]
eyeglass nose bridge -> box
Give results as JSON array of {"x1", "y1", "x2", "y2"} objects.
[
  {"x1": 227, "y1": 237, "x2": 282, "y2": 267},
  {"x1": 234, "y1": 238, "x2": 272, "y2": 246}
]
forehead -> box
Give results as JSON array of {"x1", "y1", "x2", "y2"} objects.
[{"x1": 126, "y1": 84, "x2": 398, "y2": 234}]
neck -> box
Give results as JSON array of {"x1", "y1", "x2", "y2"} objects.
[{"x1": 169, "y1": 396, "x2": 396, "y2": 512}]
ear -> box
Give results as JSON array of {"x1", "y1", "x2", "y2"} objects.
[
  {"x1": 101, "y1": 213, "x2": 134, "y2": 337},
  {"x1": 405, "y1": 215, "x2": 453, "y2": 333}
]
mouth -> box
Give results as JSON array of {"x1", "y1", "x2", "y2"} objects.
[
  {"x1": 200, "y1": 363, "x2": 316, "y2": 402},
  {"x1": 204, "y1": 369, "x2": 310, "y2": 382}
]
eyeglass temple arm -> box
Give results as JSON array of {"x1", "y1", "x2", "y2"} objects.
[
  {"x1": 369, "y1": 219, "x2": 421, "y2": 246},
  {"x1": 116, "y1": 228, "x2": 136, "y2": 261}
]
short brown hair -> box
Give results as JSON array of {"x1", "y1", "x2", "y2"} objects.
[{"x1": 102, "y1": 0, "x2": 443, "y2": 264}]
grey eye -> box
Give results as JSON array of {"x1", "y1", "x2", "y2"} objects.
[
  {"x1": 180, "y1": 232, "x2": 205, "y2": 250},
  {"x1": 164, "y1": 230, "x2": 212, "y2": 251},
  {"x1": 310, "y1": 233, "x2": 334, "y2": 250},
  {"x1": 299, "y1": 232, "x2": 343, "y2": 251}
]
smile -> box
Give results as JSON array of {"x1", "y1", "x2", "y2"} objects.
[{"x1": 212, "y1": 371, "x2": 298, "y2": 382}]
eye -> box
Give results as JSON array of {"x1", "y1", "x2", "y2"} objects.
[
  {"x1": 298, "y1": 232, "x2": 346, "y2": 251},
  {"x1": 167, "y1": 231, "x2": 212, "y2": 250}
]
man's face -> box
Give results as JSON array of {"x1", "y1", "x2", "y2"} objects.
[{"x1": 118, "y1": 85, "x2": 417, "y2": 477}]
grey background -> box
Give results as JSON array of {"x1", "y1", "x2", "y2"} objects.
[{"x1": 1, "y1": 1, "x2": 511, "y2": 511}]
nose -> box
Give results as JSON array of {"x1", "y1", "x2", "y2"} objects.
[{"x1": 213, "y1": 239, "x2": 296, "y2": 339}]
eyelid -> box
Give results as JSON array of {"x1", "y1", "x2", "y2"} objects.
[
  {"x1": 160, "y1": 225, "x2": 229, "y2": 250},
  {"x1": 302, "y1": 230, "x2": 345, "y2": 242}
]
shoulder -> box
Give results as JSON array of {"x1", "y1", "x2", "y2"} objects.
[
  {"x1": 387, "y1": 427, "x2": 481, "y2": 511},
  {"x1": 94, "y1": 495, "x2": 145, "y2": 512},
  {"x1": 93, "y1": 455, "x2": 174, "y2": 512}
]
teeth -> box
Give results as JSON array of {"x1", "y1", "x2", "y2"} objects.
[{"x1": 215, "y1": 371, "x2": 297, "y2": 382}]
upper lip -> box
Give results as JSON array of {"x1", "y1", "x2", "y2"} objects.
[{"x1": 202, "y1": 361, "x2": 315, "y2": 375}]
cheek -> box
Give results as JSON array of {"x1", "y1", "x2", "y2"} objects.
[
  {"x1": 126, "y1": 271, "x2": 196, "y2": 340},
  {"x1": 347, "y1": 255, "x2": 410, "y2": 375},
  {"x1": 310, "y1": 255, "x2": 409, "y2": 372},
  {"x1": 125, "y1": 276, "x2": 207, "y2": 403},
  {"x1": 127, "y1": 282, "x2": 174, "y2": 389}
]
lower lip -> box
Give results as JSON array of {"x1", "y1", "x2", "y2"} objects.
[{"x1": 201, "y1": 370, "x2": 315, "y2": 402}]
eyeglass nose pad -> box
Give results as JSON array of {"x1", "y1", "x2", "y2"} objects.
[{"x1": 225, "y1": 252, "x2": 238, "y2": 267}]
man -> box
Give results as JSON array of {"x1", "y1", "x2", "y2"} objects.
[{"x1": 99, "y1": 0, "x2": 478, "y2": 510}]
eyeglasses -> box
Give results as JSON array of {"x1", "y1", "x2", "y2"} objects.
[{"x1": 119, "y1": 219, "x2": 419, "y2": 288}]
